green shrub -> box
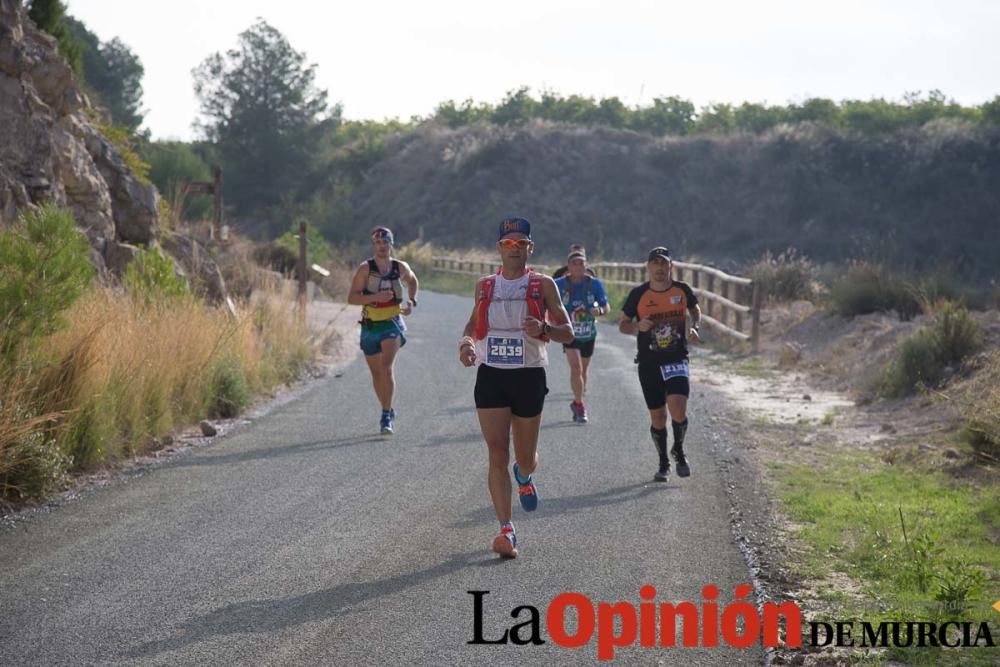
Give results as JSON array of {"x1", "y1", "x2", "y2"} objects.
[
  {"x1": 0, "y1": 368, "x2": 72, "y2": 501},
  {"x1": 750, "y1": 248, "x2": 816, "y2": 302},
  {"x1": 956, "y1": 350, "x2": 1000, "y2": 459},
  {"x1": 934, "y1": 560, "x2": 983, "y2": 618},
  {"x1": 123, "y1": 246, "x2": 188, "y2": 302},
  {"x1": 880, "y1": 303, "x2": 982, "y2": 397},
  {"x1": 143, "y1": 140, "x2": 213, "y2": 220},
  {"x1": 208, "y1": 356, "x2": 251, "y2": 418},
  {"x1": 0, "y1": 204, "x2": 93, "y2": 362},
  {"x1": 0, "y1": 429, "x2": 70, "y2": 501},
  {"x1": 961, "y1": 422, "x2": 999, "y2": 460},
  {"x1": 913, "y1": 271, "x2": 963, "y2": 309},
  {"x1": 828, "y1": 262, "x2": 920, "y2": 319},
  {"x1": 61, "y1": 398, "x2": 113, "y2": 467},
  {"x1": 933, "y1": 302, "x2": 983, "y2": 365},
  {"x1": 274, "y1": 221, "x2": 336, "y2": 272},
  {"x1": 252, "y1": 242, "x2": 298, "y2": 275},
  {"x1": 394, "y1": 240, "x2": 434, "y2": 275},
  {"x1": 97, "y1": 123, "x2": 151, "y2": 184},
  {"x1": 882, "y1": 329, "x2": 941, "y2": 398}
]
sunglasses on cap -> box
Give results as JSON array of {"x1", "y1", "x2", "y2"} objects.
[{"x1": 499, "y1": 238, "x2": 531, "y2": 249}]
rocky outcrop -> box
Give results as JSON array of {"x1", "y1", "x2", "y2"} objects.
[
  {"x1": 160, "y1": 232, "x2": 229, "y2": 305},
  {"x1": 0, "y1": 0, "x2": 158, "y2": 270}
]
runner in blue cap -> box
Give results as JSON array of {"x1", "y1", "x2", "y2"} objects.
[{"x1": 458, "y1": 217, "x2": 574, "y2": 558}]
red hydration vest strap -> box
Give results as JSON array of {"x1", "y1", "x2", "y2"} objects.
[{"x1": 473, "y1": 270, "x2": 549, "y2": 341}]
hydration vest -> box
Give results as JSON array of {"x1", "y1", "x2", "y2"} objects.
[
  {"x1": 473, "y1": 270, "x2": 549, "y2": 342},
  {"x1": 362, "y1": 258, "x2": 403, "y2": 322}
]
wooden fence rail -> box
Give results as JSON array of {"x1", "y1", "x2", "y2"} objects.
[{"x1": 430, "y1": 255, "x2": 761, "y2": 351}]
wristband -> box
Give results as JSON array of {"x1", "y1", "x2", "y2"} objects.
[{"x1": 409, "y1": 298, "x2": 417, "y2": 308}]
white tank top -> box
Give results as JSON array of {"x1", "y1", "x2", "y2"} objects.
[{"x1": 475, "y1": 273, "x2": 548, "y2": 369}]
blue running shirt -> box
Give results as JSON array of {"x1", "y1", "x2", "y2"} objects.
[{"x1": 554, "y1": 275, "x2": 608, "y2": 342}]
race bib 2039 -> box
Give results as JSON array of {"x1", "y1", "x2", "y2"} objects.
[{"x1": 487, "y1": 336, "x2": 525, "y2": 366}]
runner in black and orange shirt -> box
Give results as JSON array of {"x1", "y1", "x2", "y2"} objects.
[{"x1": 619, "y1": 246, "x2": 702, "y2": 481}]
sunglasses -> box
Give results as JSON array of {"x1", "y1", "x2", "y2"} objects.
[
  {"x1": 371, "y1": 234, "x2": 392, "y2": 244},
  {"x1": 499, "y1": 238, "x2": 531, "y2": 249}
]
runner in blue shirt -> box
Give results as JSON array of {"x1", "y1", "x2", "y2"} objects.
[{"x1": 554, "y1": 248, "x2": 609, "y2": 423}]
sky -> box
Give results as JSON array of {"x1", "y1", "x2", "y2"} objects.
[{"x1": 65, "y1": 0, "x2": 1000, "y2": 141}]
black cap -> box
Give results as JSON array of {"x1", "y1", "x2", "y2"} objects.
[{"x1": 647, "y1": 246, "x2": 671, "y2": 262}]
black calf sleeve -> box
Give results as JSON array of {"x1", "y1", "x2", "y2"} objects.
[
  {"x1": 671, "y1": 419, "x2": 688, "y2": 450},
  {"x1": 650, "y1": 426, "x2": 668, "y2": 465}
]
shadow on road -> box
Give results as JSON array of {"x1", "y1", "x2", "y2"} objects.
[
  {"x1": 169, "y1": 435, "x2": 387, "y2": 468},
  {"x1": 449, "y1": 482, "x2": 673, "y2": 528},
  {"x1": 420, "y1": 431, "x2": 482, "y2": 447},
  {"x1": 539, "y1": 420, "x2": 580, "y2": 431},
  {"x1": 435, "y1": 405, "x2": 476, "y2": 417},
  {"x1": 125, "y1": 549, "x2": 492, "y2": 660}
]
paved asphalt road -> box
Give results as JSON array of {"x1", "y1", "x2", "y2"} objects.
[{"x1": 0, "y1": 291, "x2": 763, "y2": 666}]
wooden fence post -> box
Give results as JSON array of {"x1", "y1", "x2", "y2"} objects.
[
  {"x1": 212, "y1": 166, "x2": 222, "y2": 241},
  {"x1": 706, "y1": 275, "x2": 715, "y2": 319},
  {"x1": 735, "y1": 282, "x2": 744, "y2": 333},
  {"x1": 297, "y1": 221, "x2": 308, "y2": 323},
  {"x1": 751, "y1": 280, "x2": 762, "y2": 353}
]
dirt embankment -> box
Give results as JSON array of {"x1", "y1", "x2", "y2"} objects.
[{"x1": 699, "y1": 302, "x2": 1000, "y2": 665}]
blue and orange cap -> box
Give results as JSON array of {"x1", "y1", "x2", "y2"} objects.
[
  {"x1": 498, "y1": 217, "x2": 531, "y2": 241},
  {"x1": 371, "y1": 226, "x2": 394, "y2": 245}
]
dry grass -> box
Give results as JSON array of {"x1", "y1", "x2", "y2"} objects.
[
  {"x1": 955, "y1": 350, "x2": 1000, "y2": 461},
  {"x1": 0, "y1": 371, "x2": 67, "y2": 480},
  {"x1": 0, "y1": 284, "x2": 311, "y2": 501},
  {"x1": 396, "y1": 241, "x2": 499, "y2": 272}
]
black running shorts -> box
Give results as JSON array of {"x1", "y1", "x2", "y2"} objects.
[
  {"x1": 474, "y1": 364, "x2": 549, "y2": 418},
  {"x1": 562, "y1": 338, "x2": 596, "y2": 358},
  {"x1": 638, "y1": 361, "x2": 690, "y2": 409}
]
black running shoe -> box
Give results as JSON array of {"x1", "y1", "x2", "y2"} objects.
[
  {"x1": 654, "y1": 464, "x2": 670, "y2": 482},
  {"x1": 672, "y1": 447, "x2": 690, "y2": 477}
]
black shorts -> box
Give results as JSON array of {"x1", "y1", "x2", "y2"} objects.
[
  {"x1": 637, "y1": 360, "x2": 690, "y2": 410},
  {"x1": 563, "y1": 338, "x2": 596, "y2": 358},
  {"x1": 474, "y1": 365, "x2": 549, "y2": 418}
]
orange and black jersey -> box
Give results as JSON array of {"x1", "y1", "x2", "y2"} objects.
[{"x1": 621, "y1": 280, "x2": 698, "y2": 364}]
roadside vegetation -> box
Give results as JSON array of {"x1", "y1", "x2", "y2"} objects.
[
  {"x1": 772, "y1": 452, "x2": 1000, "y2": 666},
  {"x1": 728, "y1": 252, "x2": 1000, "y2": 665},
  {"x1": 0, "y1": 206, "x2": 312, "y2": 504},
  {"x1": 956, "y1": 350, "x2": 1000, "y2": 462},
  {"x1": 879, "y1": 303, "x2": 983, "y2": 398}
]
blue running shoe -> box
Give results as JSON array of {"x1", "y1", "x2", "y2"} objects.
[
  {"x1": 380, "y1": 410, "x2": 394, "y2": 435},
  {"x1": 492, "y1": 523, "x2": 518, "y2": 558},
  {"x1": 512, "y1": 463, "x2": 538, "y2": 512}
]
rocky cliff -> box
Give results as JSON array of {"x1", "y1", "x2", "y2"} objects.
[{"x1": 0, "y1": 0, "x2": 158, "y2": 275}]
